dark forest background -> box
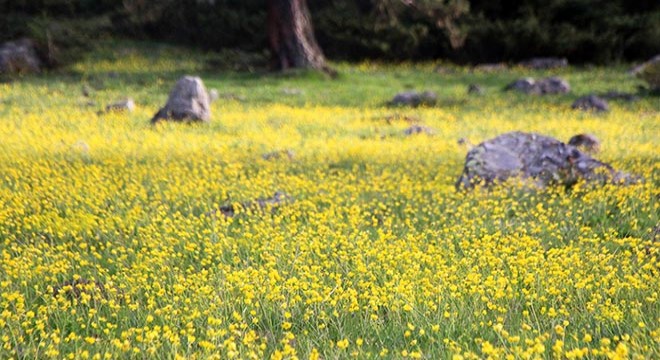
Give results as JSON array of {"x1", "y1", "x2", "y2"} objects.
[{"x1": 1, "y1": 0, "x2": 659, "y2": 66}]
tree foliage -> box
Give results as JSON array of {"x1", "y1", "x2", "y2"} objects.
[{"x1": 1, "y1": 0, "x2": 658, "y2": 64}]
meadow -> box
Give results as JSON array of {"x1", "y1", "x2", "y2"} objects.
[{"x1": 0, "y1": 42, "x2": 658, "y2": 359}]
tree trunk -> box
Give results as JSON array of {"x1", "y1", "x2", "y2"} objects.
[{"x1": 267, "y1": 0, "x2": 334, "y2": 75}]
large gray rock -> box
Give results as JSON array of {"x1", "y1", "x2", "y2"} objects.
[
  {"x1": 151, "y1": 76, "x2": 211, "y2": 124},
  {"x1": 456, "y1": 131, "x2": 636, "y2": 189},
  {"x1": 572, "y1": 95, "x2": 609, "y2": 112},
  {"x1": 505, "y1": 76, "x2": 570, "y2": 95},
  {"x1": 0, "y1": 38, "x2": 41, "y2": 74},
  {"x1": 389, "y1": 91, "x2": 437, "y2": 107},
  {"x1": 519, "y1": 57, "x2": 568, "y2": 70},
  {"x1": 629, "y1": 54, "x2": 660, "y2": 90}
]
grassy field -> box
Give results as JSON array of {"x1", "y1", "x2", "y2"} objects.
[{"x1": 0, "y1": 41, "x2": 658, "y2": 359}]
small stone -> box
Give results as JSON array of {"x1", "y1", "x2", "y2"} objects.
[
  {"x1": 457, "y1": 137, "x2": 474, "y2": 147},
  {"x1": 210, "y1": 191, "x2": 292, "y2": 218},
  {"x1": 572, "y1": 95, "x2": 609, "y2": 112},
  {"x1": 535, "y1": 76, "x2": 571, "y2": 94},
  {"x1": 209, "y1": 88, "x2": 219, "y2": 102},
  {"x1": 568, "y1": 134, "x2": 600, "y2": 153},
  {"x1": 106, "y1": 98, "x2": 135, "y2": 113},
  {"x1": 379, "y1": 114, "x2": 420, "y2": 124},
  {"x1": 82, "y1": 84, "x2": 92, "y2": 97},
  {"x1": 404, "y1": 124, "x2": 434, "y2": 136},
  {"x1": 262, "y1": 149, "x2": 295, "y2": 160},
  {"x1": 390, "y1": 91, "x2": 437, "y2": 107},
  {"x1": 504, "y1": 78, "x2": 536, "y2": 93},
  {"x1": 52, "y1": 277, "x2": 107, "y2": 300},
  {"x1": 72, "y1": 141, "x2": 90, "y2": 153},
  {"x1": 467, "y1": 84, "x2": 485, "y2": 95}
]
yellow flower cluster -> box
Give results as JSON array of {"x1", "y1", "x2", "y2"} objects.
[{"x1": 0, "y1": 47, "x2": 658, "y2": 358}]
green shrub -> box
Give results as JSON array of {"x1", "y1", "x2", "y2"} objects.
[{"x1": 1, "y1": 0, "x2": 658, "y2": 65}]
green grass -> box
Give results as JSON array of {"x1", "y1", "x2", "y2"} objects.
[{"x1": 0, "y1": 40, "x2": 658, "y2": 359}]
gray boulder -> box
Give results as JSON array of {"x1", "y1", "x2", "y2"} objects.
[
  {"x1": 390, "y1": 91, "x2": 437, "y2": 107},
  {"x1": 151, "y1": 76, "x2": 211, "y2": 124},
  {"x1": 0, "y1": 38, "x2": 41, "y2": 74},
  {"x1": 629, "y1": 54, "x2": 660, "y2": 89},
  {"x1": 519, "y1": 57, "x2": 568, "y2": 70},
  {"x1": 572, "y1": 95, "x2": 609, "y2": 112},
  {"x1": 456, "y1": 131, "x2": 636, "y2": 189}
]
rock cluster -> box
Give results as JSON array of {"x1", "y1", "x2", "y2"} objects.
[{"x1": 505, "y1": 77, "x2": 570, "y2": 94}]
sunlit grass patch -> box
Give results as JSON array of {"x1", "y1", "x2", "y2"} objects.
[{"x1": 0, "y1": 41, "x2": 658, "y2": 359}]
